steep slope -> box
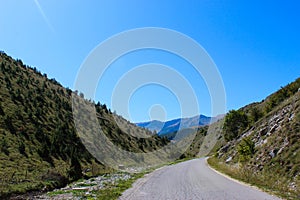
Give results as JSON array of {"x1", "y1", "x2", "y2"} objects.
[
  {"x1": 209, "y1": 77, "x2": 300, "y2": 199},
  {"x1": 0, "y1": 52, "x2": 168, "y2": 198}
]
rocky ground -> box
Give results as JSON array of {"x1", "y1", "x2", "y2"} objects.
[
  {"x1": 43, "y1": 172, "x2": 132, "y2": 200},
  {"x1": 11, "y1": 172, "x2": 133, "y2": 200}
]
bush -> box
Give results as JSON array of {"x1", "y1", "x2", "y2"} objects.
[
  {"x1": 237, "y1": 137, "x2": 255, "y2": 162},
  {"x1": 249, "y1": 107, "x2": 263, "y2": 124},
  {"x1": 1, "y1": 137, "x2": 9, "y2": 155},
  {"x1": 223, "y1": 110, "x2": 248, "y2": 141}
]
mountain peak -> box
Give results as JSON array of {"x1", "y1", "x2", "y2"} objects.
[{"x1": 136, "y1": 114, "x2": 221, "y2": 135}]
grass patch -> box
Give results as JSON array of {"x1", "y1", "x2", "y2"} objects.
[
  {"x1": 207, "y1": 156, "x2": 299, "y2": 200},
  {"x1": 94, "y1": 173, "x2": 144, "y2": 200},
  {"x1": 75, "y1": 182, "x2": 97, "y2": 187},
  {"x1": 47, "y1": 190, "x2": 71, "y2": 196}
]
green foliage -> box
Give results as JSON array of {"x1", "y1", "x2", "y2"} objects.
[
  {"x1": 4, "y1": 115, "x2": 16, "y2": 134},
  {"x1": 264, "y1": 78, "x2": 300, "y2": 113},
  {"x1": 296, "y1": 112, "x2": 300, "y2": 122},
  {"x1": 180, "y1": 126, "x2": 208, "y2": 158},
  {"x1": 0, "y1": 104, "x2": 4, "y2": 116},
  {"x1": 18, "y1": 141, "x2": 26, "y2": 156},
  {"x1": 208, "y1": 157, "x2": 299, "y2": 200},
  {"x1": 209, "y1": 77, "x2": 300, "y2": 200},
  {"x1": 237, "y1": 137, "x2": 255, "y2": 162},
  {"x1": 68, "y1": 157, "x2": 82, "y2": 181},
  {"x1": 94, "y1": 173, "x2": 145, "y2": 200},
  {"x1": 0, "y1": 137, "x2": 9, "y2": 155},
  {"x1": 223, "y1": 110, "x2": 248, "y2": 141},
  {"x1": 249, "y1": 107, "x2": 263, "y2": 123},
  {"x1": 0, "y1": 51, "x2": 169, "y2": 197}
]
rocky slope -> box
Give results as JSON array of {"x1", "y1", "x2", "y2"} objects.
[{"x1": 211, "y1": 77, "x2": 300, "y2": 199}]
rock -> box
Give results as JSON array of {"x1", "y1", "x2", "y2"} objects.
[
  {"x1": 275, "y1": 117, "x2": 283, "y2": 123},
  {"x1": 263, "y1": 138, "x2": 268, "y2": 144},
  {"x1": 72, "y1": 187, "x2": 89, "y2": 191},
  {"x1": 225, "y1": 156, "x2": 232, "y2": 163},
  {"x1": 217, "y1": 153, "x2": 223, "y2": 159},
  {"x1": 277, "y1": 147, "x2": 284, "y2": 155},
  {"x1": 41, "y1": 172, "x2": 133, "y2": 199},
  {"x1": 269, "y1": 124, "x2": 278, "y2": 133},
  {"x1": 289, "y1": 113, "x2": 295, "y2": 121},
  {"x1": 269, "y1": 149, "x2": 278, "y2": 158},
  {"x1": 83, "y1": 168, "x2": 91, "y2": 173},
  {"x1": 259, "y1": 127, "x2": 268, "y2": 136},
  {"x1": 220, "y1": 144, "x2": 230, "y2": 153},
  {"x1": 269, "y1": 150, "x2": 275, "y2": 158}
]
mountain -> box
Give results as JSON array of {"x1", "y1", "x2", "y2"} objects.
[
  {"x1": 206, "y1": 77, "x2": 300, "y2": 199},
  {"x1": 136, "y1": 114, "x2": 221, "y2": 136},
  {"x1": 0, "y1": 51, "x2": 168, "y2": 198}
]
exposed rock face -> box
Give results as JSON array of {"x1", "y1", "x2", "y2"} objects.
[{"x1": 217, "y1": 92, "x2": 300, "y2": 192}]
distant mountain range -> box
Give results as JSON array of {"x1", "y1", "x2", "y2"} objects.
[{"x1": 136, "y1": 114, "x2": 224, "y2": 136}]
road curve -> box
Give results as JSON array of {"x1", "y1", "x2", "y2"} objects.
[{"x1": 120, "y1": 158, "x2": 281, "y2": 200}]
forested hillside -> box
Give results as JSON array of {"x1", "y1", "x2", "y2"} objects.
[{"x1": 0, "y1": 52, "x2": 168, "y2": 198}]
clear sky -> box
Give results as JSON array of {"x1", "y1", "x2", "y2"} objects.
[{"x1": 1, "y1": 0, "x2": 299, "y2": 122}]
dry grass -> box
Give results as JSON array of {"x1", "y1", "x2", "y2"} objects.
[{"x1": 208, "y1": 156, "x2": 300, "y2": 200}]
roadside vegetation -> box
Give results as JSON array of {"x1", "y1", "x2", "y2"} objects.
[
  {"x1": 45, "y1": 156, "x2": 193, "y2": 200},
  {"x1": 208, "y1": 157, "x2": 299, "y2": 200},
  {"x1": 208, "y1": 77, "x2": 300, "y2": 200},
  {"x1": 45, "y1": 172, "x2": 145, "y2": 200}
]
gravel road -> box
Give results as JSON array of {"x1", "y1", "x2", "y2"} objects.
[{"x1": 120, "y1": 158, "x2": 281, "y2": 200}]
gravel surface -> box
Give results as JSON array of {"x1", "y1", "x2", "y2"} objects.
[{"x1": 35, "y1": 172, "x2": 132, "y2": 200}]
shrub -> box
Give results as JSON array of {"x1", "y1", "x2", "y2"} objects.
[
  {"x1": 237, "y1": 137, "x2": 255, "y2": 162},
  {"x1": 223, "y1": 110, "x2": 248, "y2": 141}
]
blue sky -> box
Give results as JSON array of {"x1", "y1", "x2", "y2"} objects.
[{"x1": 0, "y1": 0, "x2": 299, "y2": 122}]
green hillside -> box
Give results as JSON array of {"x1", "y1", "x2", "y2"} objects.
[
  {"x1": 0, "y1": 52, "x2": 168, "y2": 198},
  {"x1": 208, "y1": 77, "x2": 300, "y2": 199},
  {"x1": 1, "y1": 50, "x2": 299, "y2": 199}
]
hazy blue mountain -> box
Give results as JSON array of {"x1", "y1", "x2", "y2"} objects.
[{"x1": 136, "y1": 114, "x2": 223, "y2": 135}]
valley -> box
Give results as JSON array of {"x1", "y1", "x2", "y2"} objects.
[
  {"x1": 0, "y1": 51, "x2": 299, "y2": 200},
  {"x1": 1, "y1": 1, "x2": 299, "y2": 200}
]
